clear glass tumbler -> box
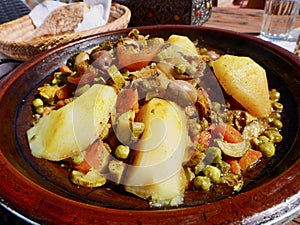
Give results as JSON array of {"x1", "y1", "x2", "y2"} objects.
[{"x1": 260, "y1": 0, "x2": 300, "y2": 40}]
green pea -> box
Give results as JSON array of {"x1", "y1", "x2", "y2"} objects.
[
  {"x1": 203, "y1": 165, "x2": 221, "y2": 183},
  {"x1": 270, "y1": 119, "x2": 283, "y2": 129},
  {"x1": 258, "y1": 142, "x2": 275, "y2": 157},
  {"x1": 35, "y1": 107, "x2": 44, "y2": 115},
  {"x1": 193, "y1": 176, "x2": 211, "y2": 190},
  {"x1": 269, "y1": 89, "x2": 280, "y2": 101},
  {"x1": 115, "y1": 145, "x2": 130, "y2": 159},
  {"x1": 272, "y1": 102, "x2": 283, "y2": 111},
  {"x1": 32, "y1": 98, "x2": 44, "y2": 108},
  {"x1": 269, "y1": 112, "x2": 281, "y2": 120},
  {"x1": 264, "y1": 129, "x2": 283, "y2": 143}
]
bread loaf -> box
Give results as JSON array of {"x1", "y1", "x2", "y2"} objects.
[{"x1": 32, "y1": 2, "x2": 88, "y2": 37}]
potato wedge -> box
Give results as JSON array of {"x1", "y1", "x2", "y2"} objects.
[
  {"x1": 167, "y1": 35, "x2": 198, "y2": 56},
  {"x1": 27, "y1": 84, "x2": 117, "y2": 161},
  {"x1": 212, "y1": 55, "x2": 271, "y2": 117},
  {"x1": 124, "y1": 98, "x2": 189, "y2": 206}
]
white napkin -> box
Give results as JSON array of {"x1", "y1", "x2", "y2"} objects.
[
  {"x1": 29, "y1": 0, "x2": 111, "y2": 32},
  {"x1": 76, "y1": 0, "x2": 111, "y2": 32}
]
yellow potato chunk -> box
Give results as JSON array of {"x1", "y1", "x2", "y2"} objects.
[
  {"x1": 167, "y1": 35, "x2": 198, "y2": 56},
  {"x1": 212, "y1": 55, "x2": 271, "y2": 117},
  {"x1": 124, "y1": 98, "x2": 189, "y2": 206},
  {"x1": 27, "y1": 84, "x2": 117, "y2": 161}
]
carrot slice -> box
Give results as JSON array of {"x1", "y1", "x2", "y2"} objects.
[
  {"x1": 239, "y1": 149, "x2": 262, "y2": 171},
  {"x1": 74, "y1": 140, "x2": 109, "y2": 173},
  {"x1": 59, "y1": 65, "x2": 72, "y2": 73},
  {"x1": 228, "y1": 159, "x2": 241, "y2": 175},
  {"x1": 212, "y1": 123, "x2": 244, "y2": 143},
  {"x1": 117, "y1": 42, "x2": 161, "y2": 71},
  {"x1": 74, "y1": 160, "x2": 90, "y2": 174}
]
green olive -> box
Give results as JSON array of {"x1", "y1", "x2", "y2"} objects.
[
  {"x1": 258, "y1": 142, "x2": 275, "y2": 157},
  {"x1": 193, "y1": 176, "x2": 211, "y2": 190}
]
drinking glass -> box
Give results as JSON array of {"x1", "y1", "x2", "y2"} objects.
[{"x1": 260, "y1": 0, "x2": 300, "y2": 40}]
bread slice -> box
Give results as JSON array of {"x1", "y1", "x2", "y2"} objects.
[{"x1": 32, "y1": 2, "x2": 88, "y2": 37}]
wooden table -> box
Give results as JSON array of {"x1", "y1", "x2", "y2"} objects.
[
  {"x1": 203, "y1": 7, "x2": 300, "y2": 34},
  {"x1": 205, "y1": 7, "x2": 300, "y2": 225}
]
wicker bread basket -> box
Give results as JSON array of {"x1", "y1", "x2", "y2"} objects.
[{"x1": 0, "y1": 2, "x2": 131, "y2": 61}]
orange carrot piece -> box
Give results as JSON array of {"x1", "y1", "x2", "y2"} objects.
[
  {"x1": 117, "y1": 44, "x2": 161, "y2": 71},
  {"x1": 55, "y1": 84, "x2": 72, "y2": 100},
  {"x1": 228, "y1": 159, "x2": 241, "y2": 175},
  {"x1": 59, "y1": 65, "x2": 72, "y2": 73},
  {"x1": 212, "y1": 123, "x2": 244, "y2": 143},
  {"x1": 74, "y1": 140, "x2": 108, "y2": 173},
  {"x1": 239, "y1": 149, "x2": 262, "y2": 171}
]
